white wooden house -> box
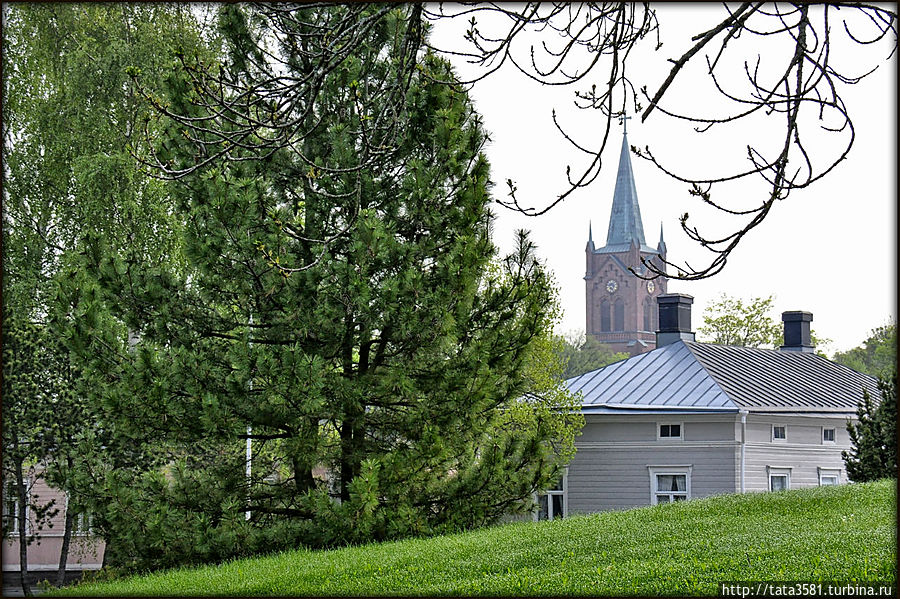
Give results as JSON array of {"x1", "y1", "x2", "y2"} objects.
[{"x1": 541, "y1": 294, "x2": 877, "y2": 519}]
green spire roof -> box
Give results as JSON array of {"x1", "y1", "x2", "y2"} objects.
[{"x1": 605, "y1": 133, "x2": 646, "y2": 247}]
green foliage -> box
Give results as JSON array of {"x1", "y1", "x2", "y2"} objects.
[
  {"x1": 698, "y1": 294, "x2": 783, "y2": 348},
  {"x1": 698, "y1": 293, "x2": 831, "y2": 354},
  {"x1": 843, "y1": 374, "x2": 897, "y2": 482},
  {"x1": 59, "y1": 4, "x2": 579, "y2": 571},
  {"x1": 1, "y1": 314, "x2": 59, "y2": 539},
  {"x1": 2, "y1": 3, "x2": 217, "y2": 575},
  {"x1": 833, "y1": 321, "x2": 897, "y2": 379},
  {"x1": 557, "y1": 331, "x2": 628, "y2": 379},
  {"x1": 51, "y1": 480, "x2": 895, "y2": 596}
]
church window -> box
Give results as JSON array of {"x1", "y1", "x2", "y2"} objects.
[
  {"x1": 643, "y1": 298, "x2": 652, "y2": 331},
  {"x1": 614, "y1": 298, "x2": 625, "y2": 331},
  {"x1": 600, "y1": 299, "x2": 611, "y2": 332}
]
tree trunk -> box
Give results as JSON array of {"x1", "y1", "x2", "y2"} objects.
[
  {"x1": 57, "y1": 479, "x2": 75, "y2": 587},
  {"x1": 14, "y1": 459, "x2": 32, "y2": 597}
]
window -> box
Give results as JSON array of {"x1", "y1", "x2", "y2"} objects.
[
  {"x1": 768, "y1": 467, "x2": 791, "y2": 491},
  {"x1": 772, "y1": 425, "x2": 786, "y2": 441},
  {"x1": 823, "y1": 428, "x2": 835, "y2": 443},
  {"x1": 818, "y1": 468, "x2": 840, "y2": 486},
  {"x1": 659, "y1": 423, "x2": 682, "y2": 439},
  {"x1": 73, "y1": 512, "x2": 93, "y2": 535},
  {"x1": 643, "y1": 298, "x2": 652, "y2": 332},
  {"x1": 3, "y1": 479, "x2": 26, "y2": 536},
  {"x1": 648, "y1": 466, "x2": 692, "y2": 505},
  {"x1": 66, "y1": 494, "x2": 93, "y2": 536},
  {"x1": 536, "y1": 470, "x2": 567, "y2": 521},
  {"x1": 613, "y1": 298, "x2": 625, "y2": 331},
  {"x1": 600, "y1": 299, "x2": 611, "y2": 332}
]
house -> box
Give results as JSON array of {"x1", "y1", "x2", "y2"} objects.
[
  {"x1": 541, "y1": 294, "x2": 877, "y2": 519},
  {"x1": 2, "y1": 470, "x2": 105, "y2": 586}
]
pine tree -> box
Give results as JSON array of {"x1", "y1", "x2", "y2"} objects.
[
  {"x1": 64, "y1": 5, "x2": 580, "y2": 570},
  {"x1": 843, "y1": 374, "x2": 897, "y2": 482}
]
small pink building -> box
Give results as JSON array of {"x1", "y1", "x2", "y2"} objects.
[{"x1": 2, "y1": 470, "x2": 105, "y2": 583}]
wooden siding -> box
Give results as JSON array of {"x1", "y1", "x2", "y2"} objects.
[
  {"x1": 2, "y1": 472, "x2": 104, "y2": 572},
  {"x1": 570, "y1": 415, "x2": 739, "y2": 512},
  {"x1": 742, "y1": 445, "x2": 849, "y2": 490},
  {"x1": 578, "y1": 420, "x2": 657, "y2": 443},
  {"x1": 739, "y1": 415, "x2": 852, "y2": 491},
  {"x1": 745, "y1": 416, "x2": 851, "y2": 445},
  {"x1": 568, "y1": 445, "x2": 738, "y2": 512},
  {"x1": 567, "y1": 412, "x2": 854, "y2": 514}
]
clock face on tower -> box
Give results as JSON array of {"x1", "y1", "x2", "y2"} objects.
[
  {"x1": 606, "y1": 279, "x2": 618, "y2": 293},
  {"x1": 647, "y1": 281, "x2": 655, "y2": 293}
]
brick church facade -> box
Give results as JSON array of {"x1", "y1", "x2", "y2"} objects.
[{"x1": 585, "y1": 131, "x2": 667, "y2": 356}]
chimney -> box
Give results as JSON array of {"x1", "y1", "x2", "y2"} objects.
[
  {"x1": 780, "y1": 311, "x2": 814, "y2": 353},
  {"x1": 656, "y1": 293, "x2": 695, "y2": 347}
]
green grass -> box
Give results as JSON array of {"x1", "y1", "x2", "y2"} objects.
[{"x1": 53, "y1": 480, "x2": 895, "y2": 596}]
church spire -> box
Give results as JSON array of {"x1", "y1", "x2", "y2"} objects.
[
  {"x1": 657, "y1": 222, "x2": 666, "y2": 254},
  {"x1": 605, "y1": 128, "x2": 646, "y2": 247}
]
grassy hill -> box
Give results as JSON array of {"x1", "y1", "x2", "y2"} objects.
[{"x1": 53, "y1": 479, "x2": 895, "y2": 596}]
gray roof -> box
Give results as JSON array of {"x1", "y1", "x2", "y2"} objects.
[
  {"x1": 566, "y1": 340, "x2": 878, "y2": 414},
  {"x1": 604, "y1": 133, "x2": 647, "y2": 248},
  {"x1": 593, "y1": 243, "x2": 660, "y2": 255}
]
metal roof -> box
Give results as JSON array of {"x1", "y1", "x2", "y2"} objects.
[
  {"x1": 593, "y1": 243, "x2": 660, "y2": 255},
  {"x1": 604, "y1": 133, "x2": 647, "y2": 248},
  {"x1": 684, "y1": 341, "x2": 877, "y2": 412},
  {"x1": 567, "y1": 341, "x2": 736, "y2": 412},
  {"x1": 566, "y1": 340, "x2": 878, "y2": 414}
]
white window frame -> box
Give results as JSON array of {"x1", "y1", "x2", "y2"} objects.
[
  {"x1": 767, "y1": 466, "x2": 791, "y2": 491},
  {"x1": 65, "y1": 493, "x2": 93, "y2": 536},
  {"x1": 657, "y1": 422, "x2": 684, "y2": 441},
  {"x1": 534, "y1": 468, "x2": 568, "y2": 521},
  {"x1": 648, "y1": 465, "x2": 692, "y2": 505},
  {"x1": 3, "y1": 478, "x2": 28, "y2": 537},
  {"x1": 771, "y1": 424, "x2": 787, "y2": 442},
  {"x1": 818, "y1": 468, "x2": 841, "y2": 486},
  {"x1": 822, "y1": 427, "x2": 836, "y2": 444}
]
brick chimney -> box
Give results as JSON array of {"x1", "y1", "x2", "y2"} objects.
[
  {"x1": 656, "y1": 294, "x2": 696, "y2": 347},
  {"x1": 780, "y1": 311, "x2": 814, "y2": 353}
]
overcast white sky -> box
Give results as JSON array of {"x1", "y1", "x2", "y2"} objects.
[{"x1": 430, "y1": 4, "x2": 897, "y2": 355}]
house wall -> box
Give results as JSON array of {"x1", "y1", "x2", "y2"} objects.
[
  {"x1": 567, "y1": 411, "x2": 854, "y2": 514},
  {"x1": 2, "y1": 473, "x2": 105, "y2": 574},
  {"x1": 741, "y1": 414, "x2": 852, "y2": 491},
  {"x1": 568, "y1": 413, "x2": 739, "y2": 513}
]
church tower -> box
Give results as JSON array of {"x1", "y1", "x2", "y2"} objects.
[{"x1": 585, "y1": 128, "x2": 668, "y2": 356}]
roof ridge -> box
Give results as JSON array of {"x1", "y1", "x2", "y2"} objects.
[{"x1": 680, "y1": 341, "x2": 741, "y2": 410}]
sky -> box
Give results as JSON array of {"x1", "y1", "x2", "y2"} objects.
[{"x1": 429, "y1": 4, "x2": 897, "y2": 355}]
